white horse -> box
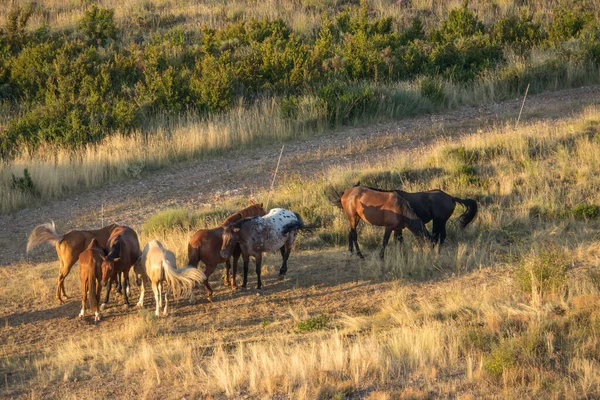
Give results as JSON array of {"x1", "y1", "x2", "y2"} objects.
[
  {"x1": 134, "y1": 240, "x2": 206, "y2": 316},
  {"x1": 220, "y1": 208, "x2": 310, "y2": 290}
]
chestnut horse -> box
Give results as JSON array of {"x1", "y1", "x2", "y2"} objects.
[
  {"x1": 99, "y1": 226, "x2": 141, "y2": 309},
  {"x1": 220, "y1": 208, "x2": 310, "y2": 290},
  {"x1": 27, "y1": 221, "x2": 118, "y2": 304},
  {"x1": 360, "y1": 185, "x2": 478, "y2": 247},
  {"x1": 187, "y1": 202, "x2": 266, "y2": 301},
  {"x1": 135, "y1": 240, "x2": 205, "y2": 316},
  {"x1": 78, "y1": 239, "x2": 104, "y2": 322},
  {"x1": 327, "y1": 185, "x2": 432, "y2": 259}
]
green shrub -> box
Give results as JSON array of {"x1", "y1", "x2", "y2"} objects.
[
  {"x1": 11, "y1": 168, "x2": 38, "y2": 197},
  {"x1": 548, "y1": 7, "x2": 594, "y2": 44},
  {"x1": 296, "y1": 313, "x2": 329, "y2": 333},
  {"x1": 572, "y1": 203, "x2": 600, "y2": 220},
  {"x1": 515, "y1": 245, "x2": 570, "y2": 298},
  {"x1": 492, "y1": 12, "x2": 542, "y2": 53},
  {"x1": 420, "y1": 77, "x2": 446, "y2": 104},
  {"x1": 317, "y1": 82, "x2": 375, "y2": 125},
  {"x1": 142, "y1": 208, "x2": 194, "y2": 233},
  {"x1": 483, "y1": 340, "x2": 516, "y2": 378},
  {"x1": 79, "y1": 5, "x2": 117, "y2": 45}
]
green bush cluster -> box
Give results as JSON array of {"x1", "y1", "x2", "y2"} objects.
[{"x1": 1, "y1": 2, "x2": 599, "y2": 157}]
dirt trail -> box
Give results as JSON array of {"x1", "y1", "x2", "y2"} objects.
[{"x1": 3, "y1": 85, "x2": 600, "y2": 266}]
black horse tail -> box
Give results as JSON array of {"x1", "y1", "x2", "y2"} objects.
[
  {"x1": 283, "y1": 213, "x2": 317, "y2": 235},
  {"x1": 395, "y1": 194, "x2": 432, "y2": 243},
  {"x1": 325, "y1": 186, "x2": 343, "y2": 208},
  {"x1": 452, "y1": 197, "x2": 478, "y2": 229}
]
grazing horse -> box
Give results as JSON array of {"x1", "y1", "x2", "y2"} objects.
[
  {"x1": 187, "y1": 202, "x2": 266, "y2": 300},
  {"x1": 78, "y1": 239, "x2": 104, "y2": 322},
  {"x1": 134, "y1": 240, "x2": 206, "y2": 316},
  {"x1": 220, "y1": 208, "x2": 309, "y2": 290},
  {"x1": 26, "y1": 221, "x2": 118, "y2": 304},
  {"x1": 356, "y1": 184, "x2": 478, "y2": 247},
  {"x1": 99, "y1": 226, "x2": 141, "y2": 309},
  {"x1": 327, "y1": 185, "x2": 432, "y2": 259}
]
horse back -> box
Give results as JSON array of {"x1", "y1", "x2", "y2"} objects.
[{"x1": 108, "y1": 226, "x2": 141, "y2": 269}]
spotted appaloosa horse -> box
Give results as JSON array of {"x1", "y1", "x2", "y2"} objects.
[
  {"x1": 220, "y1": 208, "x2": 310, "y2": 290},
  {"x1": 26, "y1": 222, "x2": 118, "y2": 304}
]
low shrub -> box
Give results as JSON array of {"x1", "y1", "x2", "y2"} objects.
[{"x1": 515, "y1": 245, "x2": 570, "y2": 298}]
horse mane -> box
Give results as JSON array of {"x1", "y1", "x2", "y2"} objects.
[
  {"x1": 394, "y1": 194, "x2": 431, "y2": 240},
  {"x1": 231, "y1": 216, "x2": 259, "y2": 230},
  {"x1": 222, "y1": 204, "x2": 264, "y2": 226},
  {"x1": 106, "y1": 236, "x2": 122, "y2": 259}
]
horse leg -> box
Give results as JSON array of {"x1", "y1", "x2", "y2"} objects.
[
  {"x1": 79, "y1": 278, "x2": 87, "y2": 318},
  {"x1": 101, "y1": 277, "x2": 112, "y2": 311},
  {"x1": 56, "y1": 258, "x2": 75, "y2": 304},
  {"x1": 380, "y1": 227, "x2": 393, "y2": 259},
  {"x1": 242, "y1": 253, "x2": 250, "y2": 290},
  {"x1": 348, "y1": 229, "x2": 354, "y2": 253},
  {"x1": 163, "y1": 284, "x2": 169, "y2": 316},
  {"x1": 231, "y1": 252, "x2": 240, "y2": 290},
  {"x1": 394, "y1": 229, "x2": 404, "y2": 244},
  {"x1": 352, "y1": 229, "x2": 364, "y2": 259},
  {"x1": 203, "y1": 264, "x2": 216, "y2": 301},
  {"x1": 224, "y1": 259, "x2": 232, "y2": 287},
  {"x1": 136, "y1": 275, "x2": 145, "y2": 308},
  {"x1": 152, "y1": 281, "x2": 160, "y2": 317},
  {"x1": 255, "y1": 254, "x2": 263, "y2": 290},
  {"x1": 116, "y1": 272, "x2": 122, "y2": 294},
  {"x1": 122, "y1": 271, "x2": 130, "y2": 306},
  {"x1": 432, "y1": 219, "x2": 444, "y2": 248}
]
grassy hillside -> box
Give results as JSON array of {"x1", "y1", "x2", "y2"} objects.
[
  {"x1": 2, "y1": 108, "x2": 600, "y2": 398},
  {"x1": 1, "y1": 0, "x2": 600, "y2": 213}
]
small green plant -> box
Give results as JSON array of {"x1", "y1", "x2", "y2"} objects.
[
  {"x1": 142, "y1": 208, "x2": 193, "y2": 233},
  {"x1": 78, "y1": 5, "x2": 117, "y2": 44},
  {"x1": 483, "y1": 340, "x2": 516, "y2": 378},
  {"x1": 296, "y1": 313, "x2": 329, "y2": 333},
  {"x1": 572, "y1": 203, "x2": 600, "y2": 220},
  {"x1": 456, "y1": 164, "x2": 477, "y2": 176},
  {"x1": 420, "y1": 77, "x2": 446, "y2": 104},
  {"x1": 515, "y1": 245, "x2": 570, "y2": 298},
  {"x1": 11, "y1": 168, "x2": 38, "y2": 197}
]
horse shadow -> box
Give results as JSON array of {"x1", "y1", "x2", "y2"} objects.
[{"x1": 4, "y1": 301, "x2": 80, "y2": 327}]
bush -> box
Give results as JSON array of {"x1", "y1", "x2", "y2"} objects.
[
  {"x1": 492, "y1": 12, "x2": 542, "y2": 53},
  {"x1": 79, "y1": 5, "x2": 117, "y2": 45},
  {"x1": 318, "y1": 82, "x2": 375, "y2": 125},
  {"x1": 142, "y1": 208, "x2": 194, "y2": 233},
  {"x1": 11, "y1": 168, "x2": 38, "y2": 197},
  {"x1": 572, "y1": 203, "x2": 600, "y2": 220},
  {"x1": 420, "y1": 77, "x2": 446, "y2": 104},
  {"x1": 515, "y1": 245, "x2": 570, "y2": 298},
  {"x1": 296, "y1": 313, "x2": 329, "y2": 333}
]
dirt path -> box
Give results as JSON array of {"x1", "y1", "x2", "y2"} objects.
[{"x1": 3, "y1": 85, "x2": 600, "y2": 266}]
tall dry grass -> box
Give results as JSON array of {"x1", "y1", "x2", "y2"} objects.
[{"x1": 4, "y1": 103, "x2": 600, "y2": 399}]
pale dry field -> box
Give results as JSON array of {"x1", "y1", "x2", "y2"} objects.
[{"x1": 2, "y1": 99, "x2": 600, "y2": 398}]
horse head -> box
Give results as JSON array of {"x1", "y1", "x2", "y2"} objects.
[
  {"x1": 100, "y1": 238, "x2": 121, "y2": 286},
  {"x1": 220, "y1": 223, "x2": 241, "y2": 259}
]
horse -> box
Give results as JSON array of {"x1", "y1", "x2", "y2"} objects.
[
  {"x1": 220, "y1": 208, "x2": 310, "y2": 290},
  {"x1": 26, "y1": 221, "x2": 119, "y2": 304},
  {"x1": 187, "y1": 202, "x2": 266, "y2": 301},
  {"x1": 326, "y1": 185, "x2": 432, "y2": 259},
  {"x1": 78, "y1": 239, "x2": 104, "y2": 322},
  {"x1": 355, "y1": 184, "x2": 478, "y2": 247},
  {"x1": 99, "y1": 226, "x2": 141, "y2": 309},
  {"x1": 134, "y1": 240, "x2": 206, "y2": 316}
]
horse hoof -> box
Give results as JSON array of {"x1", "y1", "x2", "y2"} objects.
[
  {"x1": 57, "y1": 299, "x2": 64, "y2": 305},
  {"x1": 231, "y1": 285, "x2": 238, "y2": 291},
  {"x1": 207, "y1": 296, "x2": 213, "y2": 303},
  {"x1": 278, "y1": 274, "x2": 285, "y2": 280},
  {"x1": 136, "y1": 302, "x2": 143, "y2": 308},
  {"x1": 100, "y1": 303, "x2": 108, "y2": 311},
  {"x1": 122, "y1": 304, "x2": 130, "y2": 311}
]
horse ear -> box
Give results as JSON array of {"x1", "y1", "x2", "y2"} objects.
[
  {"x1": 100, "y1": 254, "x2": 107, "y2": 261},
  {"x1": 259, "y1": 203, "x2": 263, "y2": 208},
  {"x1": 233, "y1": 227, "x2": 240, "y2": 233}
]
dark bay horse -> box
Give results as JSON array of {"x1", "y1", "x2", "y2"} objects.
[
  {"x1": 100, "y1": 226, "x2": 141, "y2": 309},
  {"x1": 78, "y1": 239, "x2": 104, "y2": 322},
  {"x1": 187, "y1": 202, "x2": 266, "y2": 300},
  {"x1": 358, "y1": 183, "x2": 478, "y2": 247},
  {"x1": 27, "y1": 221, "x2": 118, "y2": 304},
  {"x1": 327, "y1": 185, "x2": 432, "y2": 259},
  {"x1": 220, "y1": 208, "x2": 309, "y2": 290}
]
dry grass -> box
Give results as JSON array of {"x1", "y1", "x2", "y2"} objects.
[{"x1": 3, "y1": 107, "x2": 600, "y2": 398}]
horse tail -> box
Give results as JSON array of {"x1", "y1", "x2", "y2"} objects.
[
  {"x1": 325, "y1": 186, "x2": 343, "y2": 208},
  {"x1": 452, "y1": 197, "x2": 478, "y2": 229},
  {"x1": 89, "y1": 272, "x2": 98, "y2": 311},
  {"x1": 162, "y1": 259, "x2": 206, "y2": 299},
  {"x1": 27, "y1": 221, "x2": 64, "y2": 252},
  {"x1": 283, "y1": 213, "x2": 318, "y2": 235},
  {"x1": 395, "y1": 195, "x2": 432, "y2": 243}
]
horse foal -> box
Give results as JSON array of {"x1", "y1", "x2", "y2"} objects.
[
  {"x1": 136, "y1": 240, "x2": 206, "y2": 316},
  {"x1": 78, "y1": 239, "x2": 104, "y2": 322}
]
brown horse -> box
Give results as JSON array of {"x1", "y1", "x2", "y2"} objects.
[
  {"x1": 27, "y1": 221, "x2": 118, "y2": 304},
  {"x1": 78, "y1": 239, "x2": 104, "y2": 322},
  {"x1": 187, "y1": 202, "x2": 266, "y2": 301},
  {"x1": 99, "y1": 226, "x2": 141, "y2": 309},
  {"x1": 361, "y1": 185, "x2": 478, "y2": 247},
  {"x1": 327, "y1": 185, "x2": 432, "y2": 259}
]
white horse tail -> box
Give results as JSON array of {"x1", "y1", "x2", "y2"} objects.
[
  {"x1": 27, "y1": 221, "x2": 64, "y2": 252},
  {"x1": 162, "y1": 260, "x2": 206, "y2": 299}
]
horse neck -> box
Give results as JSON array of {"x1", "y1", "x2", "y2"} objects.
[{"x1": 222, "y1": 213, "x2": 242, "y2": 226}]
